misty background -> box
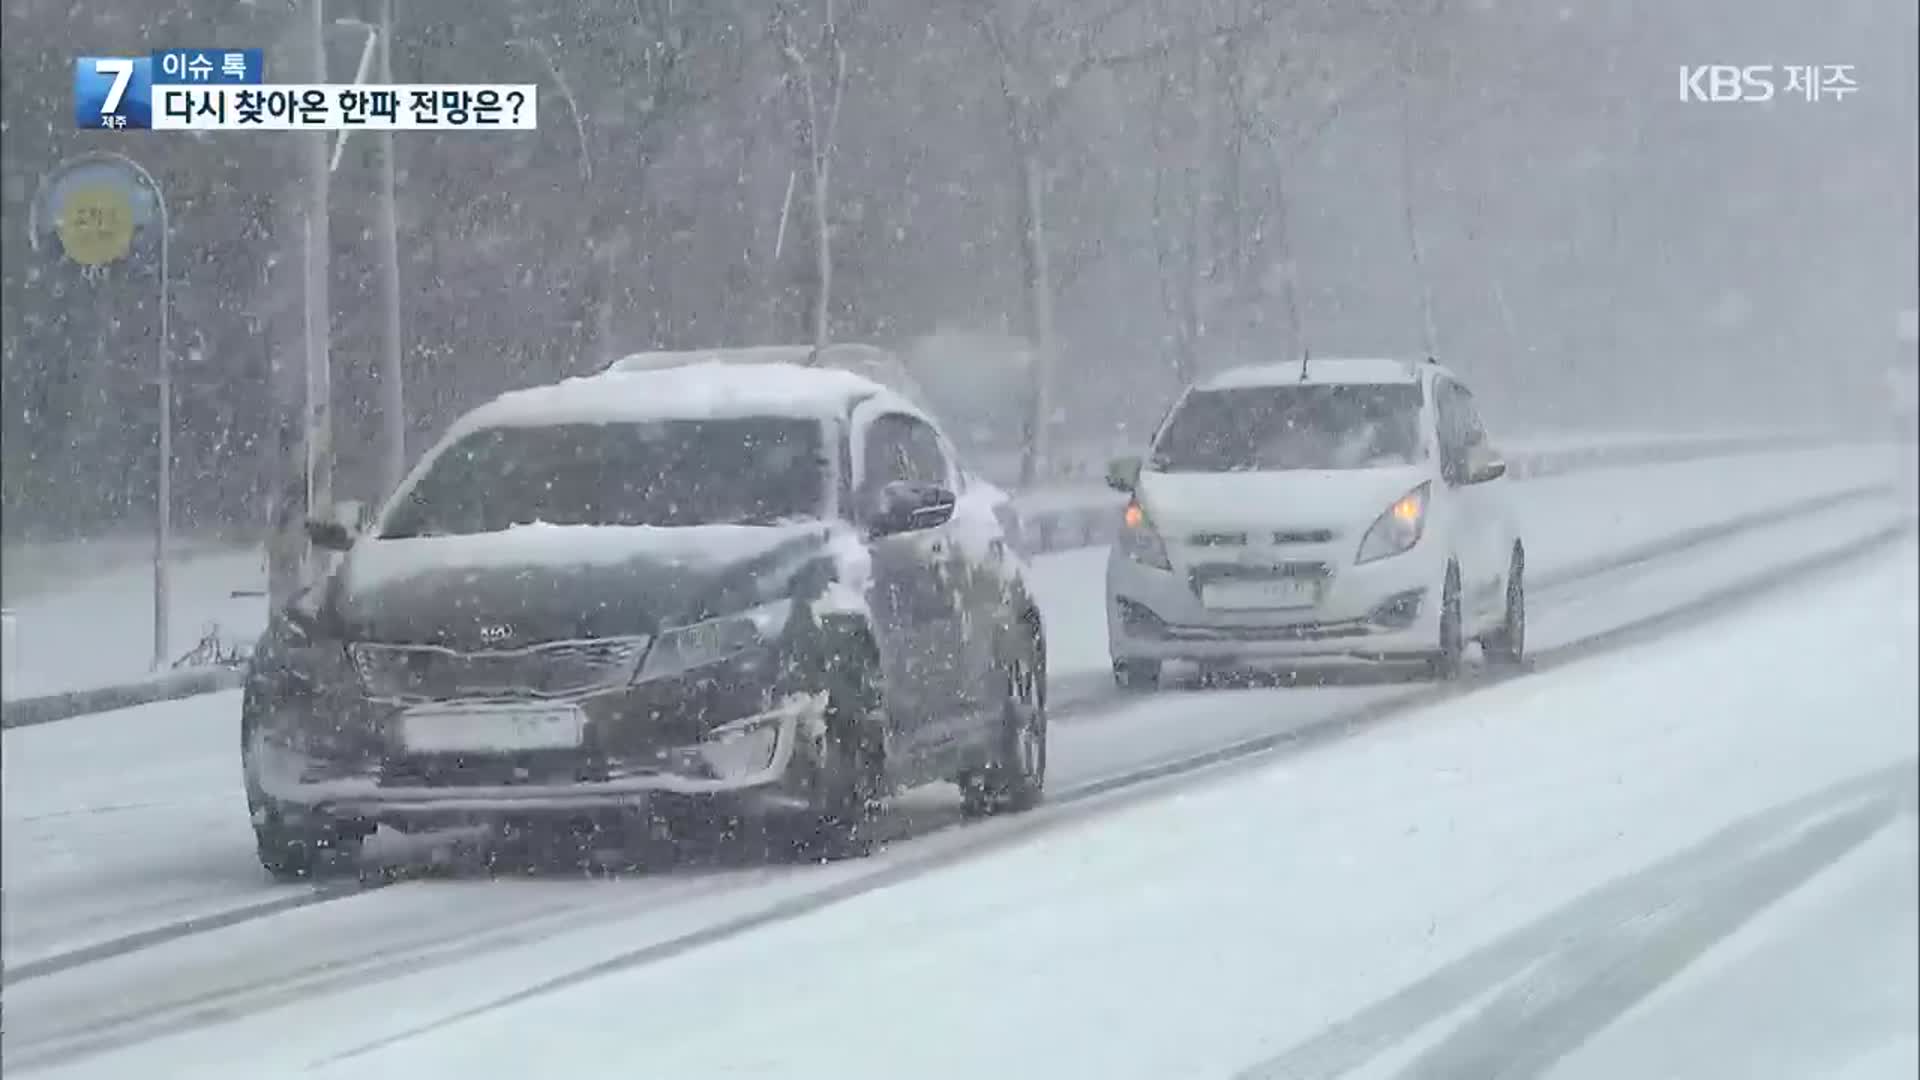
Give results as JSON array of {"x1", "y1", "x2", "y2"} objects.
[{"x1": 2, "y1": 0, "x2": 1915, "y2": 546}]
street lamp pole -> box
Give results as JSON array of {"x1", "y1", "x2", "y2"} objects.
[
  {"x1": 374, "y1": 0, "x2": 407, "y2": 494},
  {"x1": 304, "y1": 0, "x2": 334, "y2": 579},
  {"x1": 330, "y1": 11, "x2": 407, "y2": 497},
  {"x1": 153, "y1": 169, "x2": 171, "y2": 672}
]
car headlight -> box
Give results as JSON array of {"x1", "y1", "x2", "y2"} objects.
[
  {"x1": 695, "y1": 715, "x2": 783, "y2": 780},
  {"x1": 1355, "y1": 482, "x2": 1430, "y2": 564},
  {"x1": 1118, "y1": 499, "x2": 1173, "y2": 570},
  {"x1": 636, "y1": 598, "x2": 794, "y2": 683}
]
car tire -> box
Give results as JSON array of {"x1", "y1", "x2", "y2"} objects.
[
  {"x1": 1424, "y1": 563, "x2": 1465, "y2": 681},
  {"x1": 1112, "y1": 658, "x2": 1162, "y2": 691},
  {"x1": 250, "y1": 797, "x2": 368, "y2": 882},
  {"x1": 962, "y1": 622, "x2": 1047, "y2": 818},
  {"x1": 242, "y1": 707, "x2": 368, "y2": 882},
  {"x1": 1482, "y1": 546, "x2": 1526, "y2": 668},
  {"x1": 788, "y1": 658, "x2": 886, "y2": 862}
]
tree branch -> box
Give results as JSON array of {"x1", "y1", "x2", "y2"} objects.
[
  {"x1": 514, "y1": 34, "x2": 592, "y2": 185},
  {"x1": 1040, "y1": 2, "x2": 1280, "y2": 126},
  {"x1": 821, "y1": 2, "x2": 849, "y2": 170}
]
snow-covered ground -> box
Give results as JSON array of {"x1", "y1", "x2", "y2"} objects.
[
  {"x1": 0, "y1": 445, "x2": 1907, "y2": 1075},
  {"x1": 1, "y1": 546, "x2": 265, "y2": 702},
  {"x1": 281, "y1": 540, "x2": 1908, "y2": 1080},
  {"x1": 4, "y1": 445, "x2": 1897, "y2": 974},
  {"x1": 8, "y1": 472, "x2": 1908, "y2": 1078}
]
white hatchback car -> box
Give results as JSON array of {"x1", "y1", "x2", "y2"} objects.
[{"x1": 1104, "y1": 357, "x2": 1525, "y2": 689}]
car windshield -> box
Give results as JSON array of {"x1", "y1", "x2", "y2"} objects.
[
  {"x1": 1150, "y1": 384, "x2": 1425, "y2": 472},
  {"x1": 378, "y1": 418, "x2": 826, "y2": 538}
]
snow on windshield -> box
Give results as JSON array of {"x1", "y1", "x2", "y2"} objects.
[
  {"x1": 1152, "y1": 384, "x2": 1426, "y2": 472},
  {"x1": 381, "y1": 418, "x2": 827, "y2": 537}
]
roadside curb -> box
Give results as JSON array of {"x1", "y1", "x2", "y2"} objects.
[{"x1": 2, "y1": 666, "x2": 244, "y2": 730}]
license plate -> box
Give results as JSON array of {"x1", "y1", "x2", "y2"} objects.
[
  {"x1": 1200, "y1": 578, "x2": 1319, "y2": 611},
  {"x1": 399, "y1": 703, "x2": 586, "y2": 753}
]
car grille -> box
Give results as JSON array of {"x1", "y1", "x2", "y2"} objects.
[
  {"x1": 349, "y1": 637, "x2": 650, "y2": 701},
  {"x1": 1186, "y1": 529, "x2": 1337, "y2": 547},
  {"x1": 1189, "y1": 560, "x2": 1329, "y2": 586}
]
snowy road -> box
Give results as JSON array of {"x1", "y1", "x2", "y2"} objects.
[
  {"x1": 269, "y1": 538, "x2": 1908, "y2": 1080},
  {"x1": 1, "y1": 445, "x2": 1910, "y2": 1077}
]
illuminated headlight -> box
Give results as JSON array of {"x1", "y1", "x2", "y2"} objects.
[
  {"x1": 1355, "y1": 482, "x2": 1430, "y2": 564},
  {"x1": 636, "y1": 599, "x2": 793, "y2": 683},
  {"x1": 1118, "y1": 499, "x2": 1173, "y2": 570},
  {"x1": 696, "y1": 717, "x2": 782, "y2": 781}
]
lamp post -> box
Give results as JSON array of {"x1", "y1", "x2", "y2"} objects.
[
  {"x1": 333, "y1": 10, "x2": 407, "y2": 497},
  {"x1": 28, "y1": 151, "x2": 173, "y2": 670}
]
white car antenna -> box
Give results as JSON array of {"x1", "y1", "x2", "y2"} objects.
[{"x1": 1298, "y1": 347, "x2": 1311, "y2": 382}]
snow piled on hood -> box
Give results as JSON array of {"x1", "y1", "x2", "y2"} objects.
[
  {"x1": 445, "y1": 362, "x2": 917, "y2": 438},
  {"x1": 347, "y1": 522, "x2": 822, "y2": 593}
]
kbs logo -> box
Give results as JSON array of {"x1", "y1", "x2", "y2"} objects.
[
  {"x1": 1680, "y1": 64, "x2": 1859, "y2": 103},
  {"x1": 1679, "y1": 65, "x2": 1774, "y2": 103}
]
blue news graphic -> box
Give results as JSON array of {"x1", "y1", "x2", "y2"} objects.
[
  {"x1": 74, "y1": 56, "x2": 153, "y2": 130},
  {"x1": 152, "y1": 49, "x2": 264, "y2": 85}
]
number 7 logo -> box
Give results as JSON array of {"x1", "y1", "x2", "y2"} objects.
[
  {"x1": 75, "y1": 55, "x2": 150, "y2": 129},
  {"x1": 94, "y1": 58, "x2": 135, "y2": 114}
]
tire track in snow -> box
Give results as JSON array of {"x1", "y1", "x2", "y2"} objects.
[
  {"x1": 1235, "y1": 764, "x2": 1913, "y2": 1080},
  {"x1": 6, "y1": 481, "x2": 1891, "y2": 988},
  {"x1": 305, "y1": 522, "x2": 1912, "y2": 1071},
  {"x1": 6, "y1": 511, "x2": 1906, "y2": 1071}
]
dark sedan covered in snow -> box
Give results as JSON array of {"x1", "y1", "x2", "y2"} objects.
[{"x1": 243, "y1": 357, "x2": 1047, "y2": 878}]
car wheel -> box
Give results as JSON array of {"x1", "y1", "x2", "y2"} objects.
[
  {"x1": 788, "y1": 660, "x2": 886, "y2": 862},
  {"x1": 250, "y1": 797, "x2": 368, "y2": 882},
  {"x1": 1112, "y1": 658, "x2": 1162, "y2": 691},
  {"x1": 1424, "y1": 563, "x2": 1465, "y2": 681},
  {"x1": 1482, "y1": 546, "x2": 1526, "y2": 667},
  {"x1": 242, "y1": 718, "x2": 367, "y2": 882},
  {"x1": 962, "y1": 624, "x2": 1047, "y2": 818}
]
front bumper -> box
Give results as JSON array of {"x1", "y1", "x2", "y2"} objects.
[
  {"x1": 249, "y1": 686, "x2": 832, "y2": 828},
  {"x1": 1106, "y1": 543, "x2": 1444, "y2": 664}
]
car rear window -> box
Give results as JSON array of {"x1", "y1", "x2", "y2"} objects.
[{"x1": 1151, "y1": 383, "x2": 1426, "y2": 472}]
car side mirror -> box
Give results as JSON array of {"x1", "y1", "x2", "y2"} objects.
[
  {"x1": 868, "y1": 481, "x2": 957, "y2": 538},
  {"x1": 1106, "y1": 455, "x2": 1143, "y2": 493},
  {"x1": 305, "y1": 517, "x2": 355, "y2": 552},
  {"x1": 1464, "y1": 444, "x2": 1507, "y2": 484}
]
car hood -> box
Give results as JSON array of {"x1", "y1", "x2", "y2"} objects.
[
  {"x1": 334, "y1": 522, "x2": 830, "y2": 649},
  {"x1": 1137, "y1": 465, "x2": 1431, "y2": 537}
]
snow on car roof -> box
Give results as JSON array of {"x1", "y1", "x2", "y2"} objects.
[
  {"x1": 1200, "y1": 357, "x2": 1436, "y2": 390},
  {"x1": 447, "y1": 361, "x2": 912, "y2": 437},
  {"x1": 604, "y1": 343, "x2": 933, "y2": 408}
]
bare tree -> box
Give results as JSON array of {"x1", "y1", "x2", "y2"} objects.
[
  {"x1": 774, "y1": 0, "x2": 855, "y2": 355},
  {"x1": 958, "y1": 0, "x2": 1277, "y2": 484},
  {"x1": 506, "y1": 0, "x2": 743, "y2": 365},
  {"x1": 1144, "y1": 1, "x2": 1391, "y2": 375},
  {"x1": 1387, "y1": 0, "x2": 1454, "y2": 358},
  {"x1": 1147, "y1": 17, "x2": 1210, "y2": 385}
]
